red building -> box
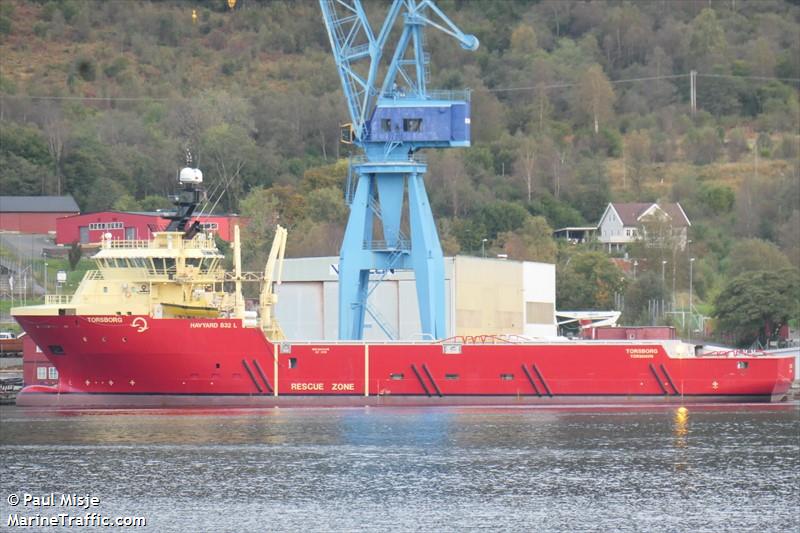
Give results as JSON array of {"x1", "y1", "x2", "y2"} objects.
[
  {"x1": 0, "y1": 196, "x2": 80, "y2": 233},
  {"x1": 56, "y1": 211, "x2": 247, "y2": 245},
  {"x1": 21, "y1": 334, "x2": 59, "y2": 386}
]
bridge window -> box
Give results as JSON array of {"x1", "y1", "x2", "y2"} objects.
[
  {"x1": 381, "y1": 119, "x2": 392, "y2": 132},
  {"x1": 390, "y1": 373, "x2": 404, "y2": 380},
  {"x1": 500, "y1": 373, "x2": 514, "y2": 381},
  {"x1": 403, "y1": 118, "x2": 422, "y2": 132}
]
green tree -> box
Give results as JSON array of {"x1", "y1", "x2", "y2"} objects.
[
  {"x1": 0, "y1": 121, "x2": 54, "y2": 194},
  {"x1": 305, "y1": 187, "x2": 347, "y2": 224},
  {"x1": 625, "y1": 129, "x2": 651, "y2": 196},
  {"x1": 726, "y1": 239, "x2": 791, "y2": 277},
  {"x1": 112, "y1": 194, "x2": 142, "y2": 212},
  {"x1": 478, "y1": 201, "x2": 529, "y2": 240},
  {"x1": 714, "y1": 269, "x2": 800, "y2": 347},
  {"x1": 67, "y1": 241, "x2": 83, "y2": 270},
  {"x1": 685, "y1": 127, "x2": 721, "y2": 165},
  {"x1": 557, "y1": 252, "x2": 625, "y2": 310},
  {"x1": 140, "y1": 195, "x2": 174, "y2": 212},
  {"x1": 509, "y1": 24, "x2": 537, "y2": 56},
  {"x1": 239, "y1": 188, "x2": 280, "y2": 269},
  {"x1": 688, "y1": 8, "x2": 727, "y2": 70},
  {"x1": 200, "y1": 123, "x2": 258, "y2": 213},
  {"x1": 574, "y1": 64, "x2": 616, "y2": 134},
  {"x1": 726, "y1": 128, "x2": 749, "y2": 162},
  {"x1": 623, "y1": 271, "x2": 668, "y2": 325},
  {"x1": 698, "y1": 183, "x2": 734, "y2": 214},
  {"x1": 497, "y1": 215, "x2": 556, "y2": 263}
]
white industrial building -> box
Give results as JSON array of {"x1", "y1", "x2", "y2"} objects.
[{"x1": 274, "y1": 256, "x2": 556, "y2": 341}]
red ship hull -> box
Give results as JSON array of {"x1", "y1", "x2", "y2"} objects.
[{"x1": 14, "y1": 315, "x2": 795, "y2": 408}]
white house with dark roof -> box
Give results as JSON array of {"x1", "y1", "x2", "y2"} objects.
[{"x1": 597, "y1": 202, "x2": 691, "y2": 251}]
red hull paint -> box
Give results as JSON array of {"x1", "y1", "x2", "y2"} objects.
[{"x1": 14, "y1": 315, "x2": 794, "y2": 408}]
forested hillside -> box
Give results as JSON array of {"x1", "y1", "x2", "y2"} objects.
[{"x1": 1, "y1": 0, "x2": 798, "y2": 345}]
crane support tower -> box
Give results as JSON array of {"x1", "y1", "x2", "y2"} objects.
[{"x1": 320, "y1": 0, "x2": 479, "y2": 340}]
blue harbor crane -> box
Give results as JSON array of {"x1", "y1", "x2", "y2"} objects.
[{"x1": 319, "y1": 0, "x2": 479, "y2": 340}]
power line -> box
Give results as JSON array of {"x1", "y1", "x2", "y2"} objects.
[
  {"x1": 696, "y1": 73, "x2": 800, "y2": 83},
  {"x1": 482, "y1": 73, "x2": 691, "y2": 94},
  {"x1": 0, "y1": 72, "x2": 797, "y2": 103},
  {"x1": 0, "y1": 94, "x2": 176, "y2": 101}
]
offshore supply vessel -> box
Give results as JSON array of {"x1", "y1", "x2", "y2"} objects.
[{"x1": 10, "y1": 169, "x2": 795, "y2": 408}]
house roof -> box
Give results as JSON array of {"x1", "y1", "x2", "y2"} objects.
[
  {"x1": 56, "y1": 210, "x2": 245, "y2": 220},
  {"x1": 0, "y1": 196, "x2": 79, "y2": 213},
  {"x1": 608, "y1": 202, "x2": 690, "y2": 227}
]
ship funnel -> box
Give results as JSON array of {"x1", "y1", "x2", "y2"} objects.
[{"x1": 179, "y1": 167, "x2": 203, "y2": 184}]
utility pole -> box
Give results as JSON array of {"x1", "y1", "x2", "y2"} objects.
[{"x1": 690, "y1": 70, "x2": 697, "y2": 116}]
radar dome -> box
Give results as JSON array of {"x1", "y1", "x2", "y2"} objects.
[{"x1": 179, "y1": 167, "x2": 203, "y2": 184}]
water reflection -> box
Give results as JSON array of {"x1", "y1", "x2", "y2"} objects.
[
  {"x1": 672, "y1": 406, "x2": 690, "y2": 474},
  {"x1": 1, "y1": 405, "x2": 797, "y2": 532},
  {"x1": 673, "y1": 406, "x2": 689, "y2": 446}
]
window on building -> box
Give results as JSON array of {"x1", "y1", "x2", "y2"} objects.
[
  {"x1": 403, "y1": 118, "x2": 422, "y2": 132},
  {"x1": 37, "y1": 367, "x2": 47, "y2": 380},
  {"x1": 201, "y1": 222, "x2": 219, "y2": 231},
  {"x1": 48, "y1": 367, "x2": 58, "y2": 380},
  {"x1": 381, "y1": 119, "x2": 392, "y2": 132}
]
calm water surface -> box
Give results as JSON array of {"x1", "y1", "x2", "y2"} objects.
[{"x1": 1, "y1": 404, "x2": 798, "y2": 532}]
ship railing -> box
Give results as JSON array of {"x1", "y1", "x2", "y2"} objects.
[
  {"x1": 437, "y1": 334, "x2": 531, "y2": 345},
  {"x1": 182, "y1": 239, "x2": 219, "y2": 250},
  {"x1": 101, "y1": 238, "x2": 218, "y2": 251},
  {"x1": 223, "y1": 271, "x2": 265, "y2": 282},
  {"x1": 364, "y1": 239, "x2": 411, "y2": 251},
  {"x1": 83, "y1": 270, "x2": 104, "y2": 281},
  {"x1": 103, "y1": 239, "x2": 152, "y2": 249},
  {"x1": 378, "y1": 89, "x2": 470, "y2": 101},
  {"x1": 350, "y1": 153, "x2": 428, "y2": 165},
  {"x1": 45, "y1": 294, "x2": 73, "y2": 305}
]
